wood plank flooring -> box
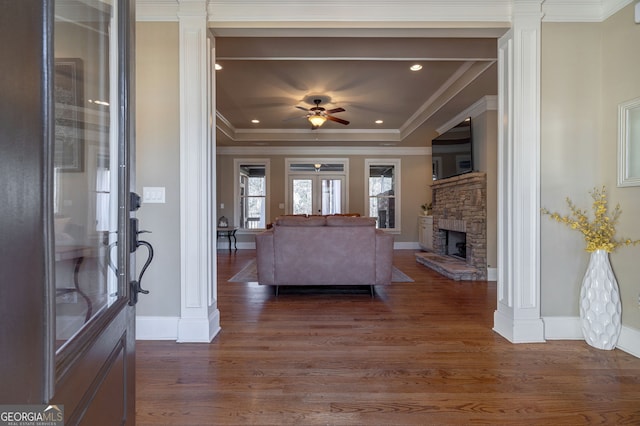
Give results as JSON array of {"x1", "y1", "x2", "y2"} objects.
[{"x1": 136, "y1": 250, "x2": 640, "y2": 425}]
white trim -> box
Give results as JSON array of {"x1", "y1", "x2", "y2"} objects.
[
  {"x1": 177, "y1": 1, "x2": 220, "y2": 343},
  {"x1": 401, "y1": 61, "x2": 496, "y2": 140},
  {"x1": 233, "y1": 159, "x2": 271, "y2": 230},
  {"x1": 618, "y1": 324, "x2": 640, "y2": 358},
  {"x1": 543, "y1": 316, "x2": 640, "y2": 359},
  {"x1": 218, "y1": 145, "x2": 430, "y2": 156},
  {"x1": 137, "y1": 0, "x2": 633, "y2": 24},
  {"x1": 396, "y1": 241, "x2": 420, "y2": 250},
  {"x1": 543, "y1": 316, "x2": 583, "y2": 340},
  {"x1": 617, "y1": 96, "x2": 640, "y2": 187},
  {"x1": 487, "y1": 267, "x2": 497, "y2": 281},
  {"x1": 136, "y1": 316, "x2": 180, "y2": 340},
  {"x1": 437, "y1": 95, "x2": 498, "y2": 135},
  {"x1": 542, "y1": 0, "x2": 634, "y2": 22},
  {"x1": 493, "y1": 2, "x2": 545, "y2": 344},
  {"x1": 177, "y1": 308, "x2": 221, "y2": 343}
]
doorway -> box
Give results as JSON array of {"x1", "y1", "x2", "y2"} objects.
[{"x1": 286, "y1": 159, "x2": 348, "y2": 215}]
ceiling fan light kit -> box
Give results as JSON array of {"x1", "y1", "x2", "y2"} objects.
[
  {"x1": 308, "y1": 114, "x2": 327, "y2": 128},
  {"x1": 297, "y1": 98, "x2": 350, "y2": 130}
]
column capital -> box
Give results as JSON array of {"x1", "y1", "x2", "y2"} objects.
[{"x1": 177, "y1": 0, "x2": 208, "y2": 17}]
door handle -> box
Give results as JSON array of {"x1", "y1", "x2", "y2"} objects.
[{"x1": 129, "y1": 217, "x2": 154, "y2": 306}]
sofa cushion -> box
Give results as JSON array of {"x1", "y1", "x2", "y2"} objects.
[
  {"x1": 326, "y1": 216, "x2": 376, "y2": 227},
  {"x1": 275, "y1": 215, "x2": 326, "y2": 227}
]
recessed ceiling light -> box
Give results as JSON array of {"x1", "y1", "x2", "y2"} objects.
[
  {"x1": 375, "y1": 120, "x2": 384, "y2": 124},
  {"x1": 410, "y1": 64, "x2": 423, "y2": 71},
  {"x1": 215, "y1": 63, "x2": 223, "y2": 71},
  {"x1": 251, "y1": 119, "x2": 260, "y2": 124}
]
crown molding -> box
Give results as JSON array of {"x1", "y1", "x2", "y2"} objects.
[
  {"x1": 216, "y1": 111, "x2": 403, "y2": 143},
  {"x1": 137, "y1": 0, "x2": 632, "y2": 23},
  {"x1": 541, "y1": 0, "x2": 634, "y2": 22},
  {"x1": 436, "y1": 95, "x2": 497, "y2": 134},
  {"x1": 217, "y1": 145, "x2": 430, "y2": 156}
]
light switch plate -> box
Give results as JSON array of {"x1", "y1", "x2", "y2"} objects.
[{"x1": 143, "y1": 187, "x2": 166, "y2": 203}]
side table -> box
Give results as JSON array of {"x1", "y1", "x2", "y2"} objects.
[{"x1": 217, "y1": 227, "x2": 238, "y2": 251}]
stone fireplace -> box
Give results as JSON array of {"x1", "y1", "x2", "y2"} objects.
[{"x1": 416, "y1": 172, "x2": 487, "y2": 280}]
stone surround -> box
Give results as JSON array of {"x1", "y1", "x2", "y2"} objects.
[{"x1": 417, "y1": 172, "x2": 487, "y2": 280}]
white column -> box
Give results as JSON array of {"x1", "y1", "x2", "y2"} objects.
[
  {"x1": 177, "y1": 0, "x2": 220, "y2": 342},
  {"x1": 493, "y1": 0, "x2": 545, "y2": 343}
]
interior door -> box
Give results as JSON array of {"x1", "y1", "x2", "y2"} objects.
[
  {"x1": 290, "y1": 175, "x2": 345, "y2": 215},
  {"x1": 0, "y1": 1, "x2": 137, "y2": 423}
]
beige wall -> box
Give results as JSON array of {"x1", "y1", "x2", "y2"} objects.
[
  {"x1": 541, "y1": 4, "x2": 640, "y2": 329},
  {"x1": 601, "y1": 4, "x2": 640, "y2": 329},
  {"x1": 135, "y1": 22, "x2": 181, "y2": 316},
  {"x1": 217, "y1": 153, "x2": 432, "y2": 244},
  {"x1": 472, "y1": 110, "x2": 498, "y2": 270}
]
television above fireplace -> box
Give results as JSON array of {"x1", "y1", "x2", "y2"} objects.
[{"x1": 431, "y1": 117, "x2": 473, "y2": 180}]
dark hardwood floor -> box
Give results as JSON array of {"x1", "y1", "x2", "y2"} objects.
[{"x1": 136, "y1": 250, "x2": 640, "y2": 425}]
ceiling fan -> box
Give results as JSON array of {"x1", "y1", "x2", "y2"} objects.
[{"x1": 295, "y1": 99, "x2": 350, "y2": 130}]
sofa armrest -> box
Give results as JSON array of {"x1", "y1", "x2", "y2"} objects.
[
  {"x1": 375, "y1": 230, "x2": 394, "y2": 285},
  {"x1": 255, "y1": 230, "x2": 275, "y2": 284}
]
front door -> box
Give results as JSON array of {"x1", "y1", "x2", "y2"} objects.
[{"x1": 0, "y1": 1, "x2": 137, "y2": 424}]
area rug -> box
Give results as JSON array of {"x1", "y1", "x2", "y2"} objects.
[{"x1": 228, "y1": 259, "x2": 414, "y2": 283}]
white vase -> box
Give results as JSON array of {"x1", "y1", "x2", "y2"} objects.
[{"x1": 579, "y1": 249, "x2": 622, "y2": 350}]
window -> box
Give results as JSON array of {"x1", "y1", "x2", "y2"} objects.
[
  {"x1": 366, "y1": 159, "x2": 401, "y2": 232},
  {"x1": 234, "y1": 160, "x2": 269, "y2": 230}
]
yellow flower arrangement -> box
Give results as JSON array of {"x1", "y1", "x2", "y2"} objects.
[{"x1": 541, "y1": 186, "x2": 640, "y2": 253}]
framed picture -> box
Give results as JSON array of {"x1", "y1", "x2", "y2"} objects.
[
  {"x1": 618, "y1": 96, "x2": 640, "y2": 187},
  {"x1": 54, "y1": 58, "x2": 84, "y2": 172}
]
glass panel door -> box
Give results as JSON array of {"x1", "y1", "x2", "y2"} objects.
[
  {"x1": 290, "y1": 175, "x2": 344, "y2": 215},
  {"x1": 292, "y1": 178, "x2": 313, "y2": 215},
  {"x1": 53, "y1": 0, "x2": 122, "y2": 351},
  {"x1": 320, "y1": 177, "x2": 343, "y2": 215}
]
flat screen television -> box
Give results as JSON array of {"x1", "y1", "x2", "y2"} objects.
[{"x1": 431, "y1": 118, "x2": 473, "y2": 180}]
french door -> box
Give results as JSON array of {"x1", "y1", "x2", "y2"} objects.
[
  {"x1": 290, "y1": 175, "x2": 345, "y2": 215},
  {"x1": 0, "y1": 0, "x2": 137, "y2": 423}
]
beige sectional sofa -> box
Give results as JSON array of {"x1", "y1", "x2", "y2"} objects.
[{"x1": 255, "y1": 215, "x2": 394, "y2": 295}]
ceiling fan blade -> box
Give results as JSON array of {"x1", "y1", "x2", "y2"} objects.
[
  {"x1": 327, "y1": 115, "x2": 350, "y2": 125},
  {"x1": 326, "y1": 107, "x2": 345, "y2": 114},
  {"x1": 295, "y1": 105, "x2": 310, "y2": 112}
]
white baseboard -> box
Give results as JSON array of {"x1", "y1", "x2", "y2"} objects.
[
  {"x1": 137, "y1": 311, "x2": 221, "y2": 342},
  {"x1": 395, "y1": 241, "x2": 420, "y2": 249},
  {"x1": 487, "y1": 267, "x2": 497, "y2": 281},
  {"x1": 177, "y1": 309, "x2": 221, "y2": 343},
  {"x1": 542, "y1": 316, "x2": 583, "y2": 340},
  {"x1": 217, "y1": 241, "x2": 255, "y2": 250},
  {"x1": 618, "y1": 325, "x2": 640, "y2": 358},
  {"x1": 136, "y1": 315, "x2": 179, "y2": 340},
  {"x1": 543, "y1": 315, "x2": 640, "y2": 358}
]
